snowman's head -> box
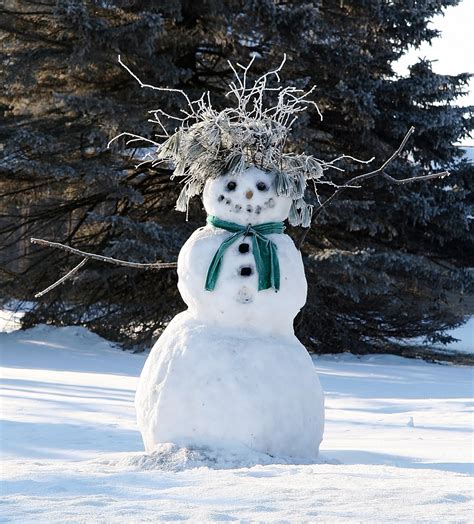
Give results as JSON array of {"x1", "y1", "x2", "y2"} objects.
[{"x1": 202, "y1": 166, "x2": 292, "y2": 226}]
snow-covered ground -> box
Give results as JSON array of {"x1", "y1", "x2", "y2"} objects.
[{"x1": 1, "y1": 316, "x2": 473, "y2": 522}]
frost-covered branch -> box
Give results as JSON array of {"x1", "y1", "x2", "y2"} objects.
[
  {"x1": 118, "y1": 55, "x2": 196, "y2": 117},
  {"x1": 107, "y1": 132, "x2": 161, "y2": 149},
  {"x1": 30, "y1": 238, "x2": 177, "y2": 298}
]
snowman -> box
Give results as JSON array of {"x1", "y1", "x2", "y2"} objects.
[
  {"x1": 130, "y1": 58, "x2": 326, "y2": 461},
  {"x1": 135, "y1": 166, "x2": 325, "y2": 460}
]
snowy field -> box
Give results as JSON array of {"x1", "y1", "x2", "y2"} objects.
[{"x1": 1, "y1": 314, "x2": 473, "y2": 522}]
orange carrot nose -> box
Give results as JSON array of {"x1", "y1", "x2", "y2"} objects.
[{"x1": 246, "y1": 190, "x2": 253, "y2": 199}]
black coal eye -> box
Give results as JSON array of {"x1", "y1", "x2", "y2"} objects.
[
  {"x1": 226, "y1": 181, "x2": 237, "y2": 191},
  {"x1": 256, "y1": 181, "x2": 267, "y2": 191}
]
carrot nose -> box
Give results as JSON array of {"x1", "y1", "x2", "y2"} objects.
[{"x1": 246, "y1": 190, "x2": 253, "y2": 200}]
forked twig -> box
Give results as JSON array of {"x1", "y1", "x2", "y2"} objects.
[
  {"x1": 117, "y1": 55, "x2": 195, "y2": 113},
  {"x1": 31, "y1": 238, "x2": 178, "y2": 269},
  {"x1": 296, "y1": 127, "x2": 450, "y2": 250},
  {"x1": 31, "y1": 238, "x2": 177, "y2": 298}
]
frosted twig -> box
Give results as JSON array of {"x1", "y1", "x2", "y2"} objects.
[
  {"x1": 118, "y1": 55, "x2": 195, "y2": 114},
  {"x1": 296, "y1": 127, "x2": 450, "y2": 250},
  {"x1": 149, "y1": 108, "x2": 190, "y2": 123},
  {"x1": 325, "y1": 154, "x2": 375, "y2": 165},
  {"x1": 31, "y1": 238, "x2": 177, "y2": 297},
  {"x1": 235, "y1": 54, "x2": 286, "y2": 116},
  {"x1": 107, "y1": 132, "x2": 160, "y2": 149},
  {"x1": 34, "y1": 258, "x2": 88, "y2": 298}
]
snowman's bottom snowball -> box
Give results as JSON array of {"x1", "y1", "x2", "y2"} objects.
[
  {"x1": 135, "y1": 311, "x2": 324, "y2": 461},
  {"x1": 119, "y1": 443, "x2": 332, "y2": 472}
]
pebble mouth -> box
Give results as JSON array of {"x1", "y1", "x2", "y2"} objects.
[{"x1": 217, "y1": 196, "x2": 274, "y2": 215}]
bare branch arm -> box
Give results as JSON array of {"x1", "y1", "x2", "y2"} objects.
[
  {"x1": 382, "y1": 171, "x2": 449, "y2": 185},
  {"x1": 30, "y1": 238, "x2": 177, "y2": 298},
  {"x1": 296, "y1": 127, "x2": 450, "y2": 250},
  {"x1": 31, "y1": 238, "x2": 177, "y2": 269},
  {"x1": 312, "y1": 127, "x2": 416, "y2": 215}
]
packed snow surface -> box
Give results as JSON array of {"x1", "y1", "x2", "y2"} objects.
[
  {"x1": 1, "y1": 321, "x2": 473, "y2": 522},
  {"x1": 136, "y1": 311, "x2": 324, "y2": 458}
]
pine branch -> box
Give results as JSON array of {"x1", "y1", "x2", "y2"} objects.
[
  {"x1": 296, "y1": 127, "x2": 450, "y2": 250},
  {"x1": 30, "y1": 238, "x2": 177, "y2": 298}
]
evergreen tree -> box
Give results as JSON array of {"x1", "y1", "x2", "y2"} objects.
[{"x1": 1, "y1": 0, "x2": 472, "y2": 352}]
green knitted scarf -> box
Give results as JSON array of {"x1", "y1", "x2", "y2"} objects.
[{"x1": 205, "y1": 215, "x2": 285, "y2": 292}]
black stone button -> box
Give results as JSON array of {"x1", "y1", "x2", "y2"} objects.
[
  {"x1": 240, "y1": 266, "x2": 252, "y2": 276},
  {"x1": 238, "y1": 243, "x2": 250, "y2": 254}
]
